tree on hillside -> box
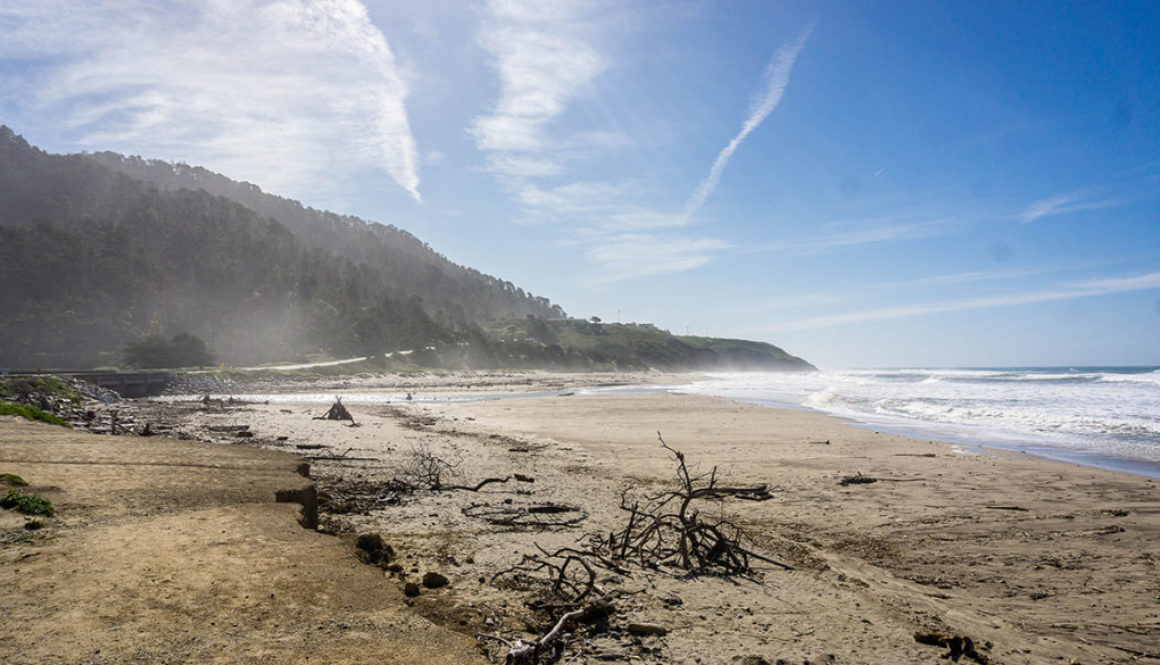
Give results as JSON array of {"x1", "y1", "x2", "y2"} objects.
[{"x1": 123, "y1": 333, "x2": 213, "y2": 368}]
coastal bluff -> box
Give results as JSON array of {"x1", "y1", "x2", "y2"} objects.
[{"x1": 0, "y1": 417, "x2": 481, "y2": 664}]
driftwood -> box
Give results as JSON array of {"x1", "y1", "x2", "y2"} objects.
[
  {"x1": 502, "y1": 599, "x2": 613, "y2": 664},
  {"x1": 464, "y1": 503, "x2": 588, "y2": 528},
  {"x1": 386, "y1": 443, "x2": 533, "y2": 493},
  {"x1": 591, "y1": 433, "x2": 791, "y2": 575},
  {"x1": 838, "y1": 473, "x2": 878, "y2": 486},
  {"x1": 207, "y1": 424, "x2": 249, "y2": 433},
  {"x1": 442, "y1": 475, "x2": 531, "y2": 492},
  {"x1": 303, "y1": 447, "x2": 375, "y2": 462},
  {"x1": 314, "y1": 397, "x2": 356, "y2": 425}
]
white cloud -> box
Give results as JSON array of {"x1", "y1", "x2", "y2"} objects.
[
  {"x1": 585, "y1": 234, "x2": 733, "y2": 284},
  {"x1": 469, "y1": 0, "x2": 609, "y2": 162},
  {"x1": 682, "y1": 26, "x2": 813, "y2": 221},
  {"x1": 756, "y1": 270, "x2": 1160, "y2": 332},
  {"x1": 1018, "y1": 192, "x2": 1122, "y2": 223},
  {"x1": 0, "y1": 0, "x2": 422, "y2": 200}
]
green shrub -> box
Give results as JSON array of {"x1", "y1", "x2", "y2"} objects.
[
  {"x1": 0, "y1": 401, "x2": 71, "y2": 428},
  {"x1": 0, "y1": 376, "x2": 83, "y2": 403},
  {"x1": 1, "y1": 490, "x2": 55, "y2": 517},
  {"x1": 0, "y1": 473, "x2": 28, "y2": 487}
]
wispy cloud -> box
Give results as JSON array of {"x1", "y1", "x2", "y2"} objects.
[
  {"x1": 746, "y1": 216, "x2": 955, "y2": 255},
  {"x1": 1018, "y1": 192, "x2": 1122, "y2": 223},
  {"x1": 585, "y1": 234, "x2": 733, "y2": 284},
  {"x1": 682, "y1": 25, "x2": 813, "y2": 221},
  {"x1": 751, "y1": 266, "x2": 1067, "y2": 313},
  {"x1": 469, "y1": 0, "x2": 612, "y2": 177},
  {"x1": 470, "y1": 5, "x2": 813, "y2": 282},
  {"x1": 755, "y1": 270, "x2": 1160, "y2": 332},
  {"x1": 0, "y1": 0, "x2": 422, "y2": 200}
]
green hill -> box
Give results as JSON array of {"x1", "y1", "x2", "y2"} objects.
[{"x1": 0, "y1": 127, "x2": 812, "y2": 373}]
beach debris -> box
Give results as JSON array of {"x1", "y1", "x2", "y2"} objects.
[
  {"x1": 464, "y1": 503, "x2": 588, "y2": 528},
  {"x1": 591, "y1": 433, "x2": 791, "y2": 575},
  {"x1": 355, "y1": 532, "x2": 396, "y2": 567},
  {"x1": 314, "y1": 397, "x2": 357, "y2": 425},
  {"x1": 493, "y1": 544, "x2": 625, "y2": 605},
  {"x1": 497, "y1": 598, "x2": 616, "y2": 665},
  {"x1": 206, "y1": 424, "x2": 250, "y2": 433},
  {"x1": 984, "y1": 505, "x2": 1028, "y2": 511},
  {"x1": 384, "y1": 442, "x2": 531, "y2": 493},
  {"x1": 809, "y1": 440, "x2": 830, "y2": 445},
  {"x1": 839, "y1": 473, "x2": 878, "y2": 486},
  {"x1": 303, "y1": 447, "x2": 375, "y2": 462},
  {"x1": 626, "y1": 622, "x2": 669, "y2": 636},
  {"x1": 913, "y1": 632, "x2": 991, "y2": 664}
]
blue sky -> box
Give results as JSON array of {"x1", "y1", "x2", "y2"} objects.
[{"x1": 2, "y1": 0, "x2": 1159, "y2": 367}]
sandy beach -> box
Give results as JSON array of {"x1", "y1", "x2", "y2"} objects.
[{"x1": 2, "y1": 372, "x2": 1158, "y2": 664}]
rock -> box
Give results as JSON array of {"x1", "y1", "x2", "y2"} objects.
[
  {"x1": 404, "y1": 582, "x2": 420, "y2": 597},
  {"x1": 733, "y1": 657, "x2": 771, "y2": 665},
  {"x1": 626, "y1": 622, "x2": 669, "y2": 636},
  {"x1": 422, "y1": 571, "x2": 449, "y2": 588},
  {"x1": 355, "y1": 533, "x2": 396, "y2": 566}
]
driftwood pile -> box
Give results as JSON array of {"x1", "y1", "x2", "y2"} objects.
[
  {"x1": 314, "y1": 397, "x2": 357, "y2": 425},
  {"x1": 590, "y1": 434, "x2": 789, "y2": 575},
  {"x1": 387, "y1": 442, "x2": 533, "y2": 493},
  {"x1": 479, "y1": 434, "x2": 791, "y2": 664}
]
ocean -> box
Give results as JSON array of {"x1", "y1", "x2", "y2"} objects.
[{"x1": 667, "y1": 367, "x2": 1160, "y2": 477}]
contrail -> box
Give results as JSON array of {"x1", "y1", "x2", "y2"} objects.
[{"x1": 682, "y1": 25, "x2": 813, "y2": 221}]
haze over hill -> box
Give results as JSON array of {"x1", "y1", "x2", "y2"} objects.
[{"x1": 0, "y1": 128, "x2": 812, "y2": 372}]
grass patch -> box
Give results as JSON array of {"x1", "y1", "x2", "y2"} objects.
[
  {"x1": 0, "y1": 376, "x2": 83, "y2": 403},
  {"x1": 0, "y1": 473, "x2": 28, "y2": 487},
  {"x1": 1, "y1": 490, "x2": 55, "y2": 517},
  {"x1": 0, "y1": 401, "x2": 71, "y2": 428}
]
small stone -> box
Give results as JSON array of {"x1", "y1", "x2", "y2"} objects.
[
  {"x1": 404, "y1": 582, "x2": 420, "y2": 597},
  {"x1": 422, "y1": 571, "x2": 449, "y2": 588}
]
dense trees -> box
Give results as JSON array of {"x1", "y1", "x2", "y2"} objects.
[
  {"x1": 0, "y1": 127, "x2": 510, "y2": 367},
  {"x1": 122, "y1": 333, "x2": 213, "y2": 368},
  {"x1": 86, "y1": 150, "x2": 564, "y2": 323}
]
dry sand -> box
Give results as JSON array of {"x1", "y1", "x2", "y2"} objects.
[{"x1": 2, "y1": 372, "x2": 1158, "y2": 664}]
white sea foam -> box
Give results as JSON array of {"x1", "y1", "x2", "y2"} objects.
[{"x1": 675, "y1": 367, "x2": 1160, "y2": 472}]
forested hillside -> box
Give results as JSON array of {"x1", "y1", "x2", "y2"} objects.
[
  {"x1": 0, "y1": 127, "x2": 504, "y2": 366},
  {"x1": 86, "y1": 151, "x2": 558, "y2": 324},
  {"x1": 0, "y1": 127, "x2": 812, "y2": 372}
]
